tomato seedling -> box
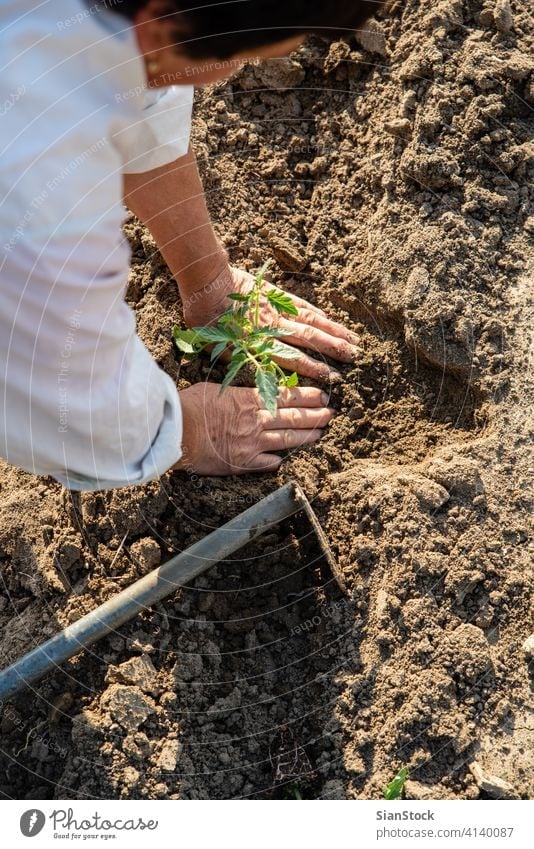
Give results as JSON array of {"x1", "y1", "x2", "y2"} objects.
[{"x1": 173, "y1": 261, "x2": 300, "y2": 415}]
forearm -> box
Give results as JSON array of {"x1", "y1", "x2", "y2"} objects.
[{"x1": 123, "y1": 144, "x2": 229, "y2": 298}]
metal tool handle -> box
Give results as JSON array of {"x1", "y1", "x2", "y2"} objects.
[{"x1": 0, "y1": 482, "x2": 304, "y2": 701}]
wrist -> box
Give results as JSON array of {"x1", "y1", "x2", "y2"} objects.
[
  {"x1": 181, "y1": 262, "x2": 237, "y2": 327},
  {"x1": 176, "y1": 244, "x2": 230, "y2": 301},
  {"x1": 173, "y1": 386, "x2": 199, "y2": 471}
]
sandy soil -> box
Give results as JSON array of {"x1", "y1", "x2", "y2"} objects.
[{"x1": 0, "y1": 0, "x2": 532, "y2": 800}]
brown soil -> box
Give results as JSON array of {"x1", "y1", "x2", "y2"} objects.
[{"x1": 1, "y1": 0, "x2": 532, "y2": 800}]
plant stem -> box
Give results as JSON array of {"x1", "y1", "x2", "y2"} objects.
[
  {"x1": 244, "y1": 349, "x2": 265, "y2": 372},
  {"x1": 273, "y1": 362, "x2": 288, "y2": 382},
  {"x1": 253, "y1": 279, "x2": 261, "y2": 330}
]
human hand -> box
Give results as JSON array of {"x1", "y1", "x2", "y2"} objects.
[
  {"x1": 181, "y1": 264, "x2": 359, "y2": 382},
  {"x1": 174, "y1": 383, "x2": 335, "y2": 475}
]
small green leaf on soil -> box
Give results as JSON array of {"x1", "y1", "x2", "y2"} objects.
[{"x1": 383, "y1": 767, "x2": 409, "y2": 800}]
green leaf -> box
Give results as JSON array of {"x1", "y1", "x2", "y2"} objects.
[
  {"x1": 223, "y1": 326, "x2": 238, "y2": 341},
  {"x1": 254, "y1": 327, "x2": 293, "y2": 338},
  {"x1": 383, "y1": 767, "x2": 409, "y2": 800},
  {"x1": 255, "y1": 368, "x2": 278, "y2": 416},
  {"x1": 248, "y1": 335, "x2": 272, "y2": 353},
  {"x1": 266, "y1": 288, "x2": 299, "y2": 316},
  {"x1": 220, "y1": 354, "x2": 247, "y2": 391},
  {"x1": 227, "y1": 292, "x2": 249, "y2": 302},
  {"x1": 192, "y1": 326, "x2": 234, "y2": 343},
  {"x1": 210, "y1": 340, "x2": 227, "y2": 361},
  {"x1": 172, "y1": 327, "x2": 205, "y2": 355},
  {"x1": 285, "y1": 372, "x2": 299, "y2": 387},
  {"x1": 218, "y1": 308, "x2": 236, "y2": 325},
  {"x1": 270, "y1": 340, "x2": 301, "y2": 360}
]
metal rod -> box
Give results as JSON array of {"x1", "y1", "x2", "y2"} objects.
[
  {"x1": 292, "y1": 485, "x2": 346, "y2": 594},
  {"x1": 0, "y1": 481, "x2": 303, "y2": 701}
]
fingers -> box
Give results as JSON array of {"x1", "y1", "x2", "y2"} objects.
[
  {"x1": 262, "y1": 285, "x2": 358, "y2": 348},
  {"x1": 284, "y1": 306, "x2": 360, "y2": 348},
  {"x1": 259, "y1": 428, "x2": 324, "y2": 452},
  {"x1": 211, "y1": 346, "x2": 338, "y2": 383},
  {"x1": 289, "y1": 293, "x2": 329, "y2": 318},
  {"x1": 261, "y1": 406, "x2": 335, "y2": 430},
  {"x1": 295, "y1": 306, "x2": 360, "y2": 346},
  {"x1": 272, "y1": 349, "x2": 342, "y2": 381},
  {"x1": 279, "y1": 317, "x2": 358, "y2": 363},
  {"x1": 273, "y1": 386, "x2": 332, "y2": 408},
  {"x1": 245, "y1": 453, "x2": 283, "y2": 472}
]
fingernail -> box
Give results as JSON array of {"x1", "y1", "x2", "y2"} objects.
[
  {"x1": 321, "y1": 391, "x2": 330, "y2": 405},
  {"x1": 349, "y1": 332, "x2": 360, "y2": 344},
  {"x1": 329, "y1": 371, "x2": 343, "y2": 384}
]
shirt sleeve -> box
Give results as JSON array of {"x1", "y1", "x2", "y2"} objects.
[
  {"x1": 114, "y1": 85, "x2": 195, "y2": 174},
  {"x1": 0, "y1": 238, "x2": 184, "y2": 493},
  {"x1": 54, "y1": 332, "x2": 185, "y2": 493}
]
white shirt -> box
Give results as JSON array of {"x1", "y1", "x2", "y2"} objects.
[{"x1": 0, "y1": 0, "x2": 194, "y2": 490}]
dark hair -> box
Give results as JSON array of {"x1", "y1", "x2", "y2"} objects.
[{"x1": 113, "y1": 0, "x2": 385, "y2": 59}]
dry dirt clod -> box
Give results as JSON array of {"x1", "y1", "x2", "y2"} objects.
[
  {"x1": 156, "y1": 739, "x2": 182, "y2": 772},
  {"x1": 354, "y1": 20, "x2": 388, "y2": 57},
  {"x1": 469, "y1": 761, "x2": 519, "y2": 799},
  {"x1": 384, "y1": 118, "x2": 412, "y2": 139},
  {"x1": 106, "y1": 654, "x2": 161, "y2": 694},
  {"x1": 101, "y1": 685, "x2": 156, "y2": 733},
  {"x1": 521, "y1": 635, "x2": 534, "y2": 659},
  {"x1": 375, "y1": 588, "x2": 390, "y2": 622},
  {"x1": 129, "y1": 537, "x2": 161, "y2": 570},
  {"x1": 236, "y1": 57, "x2": 305, "y2": 90},
  {"x1": 399, "y1": 473, "x2": 450, "y2": 509},
  {"x1": 323, "y1": 40, "x2": 352, "y2": 75},
  {"x1": 269, "y1": 235, "x2": 307, "y2": 272},
  {"x1": 493, "y1": 0, "x2": 514, "y2": 33},
  {"x1": 121, "y1": 766, "x2": 140, "y2": 788}
]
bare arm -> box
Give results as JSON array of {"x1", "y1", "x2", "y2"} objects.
[{"x1": 123, "y1": 143, "x2": 229, "y2": 300}]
